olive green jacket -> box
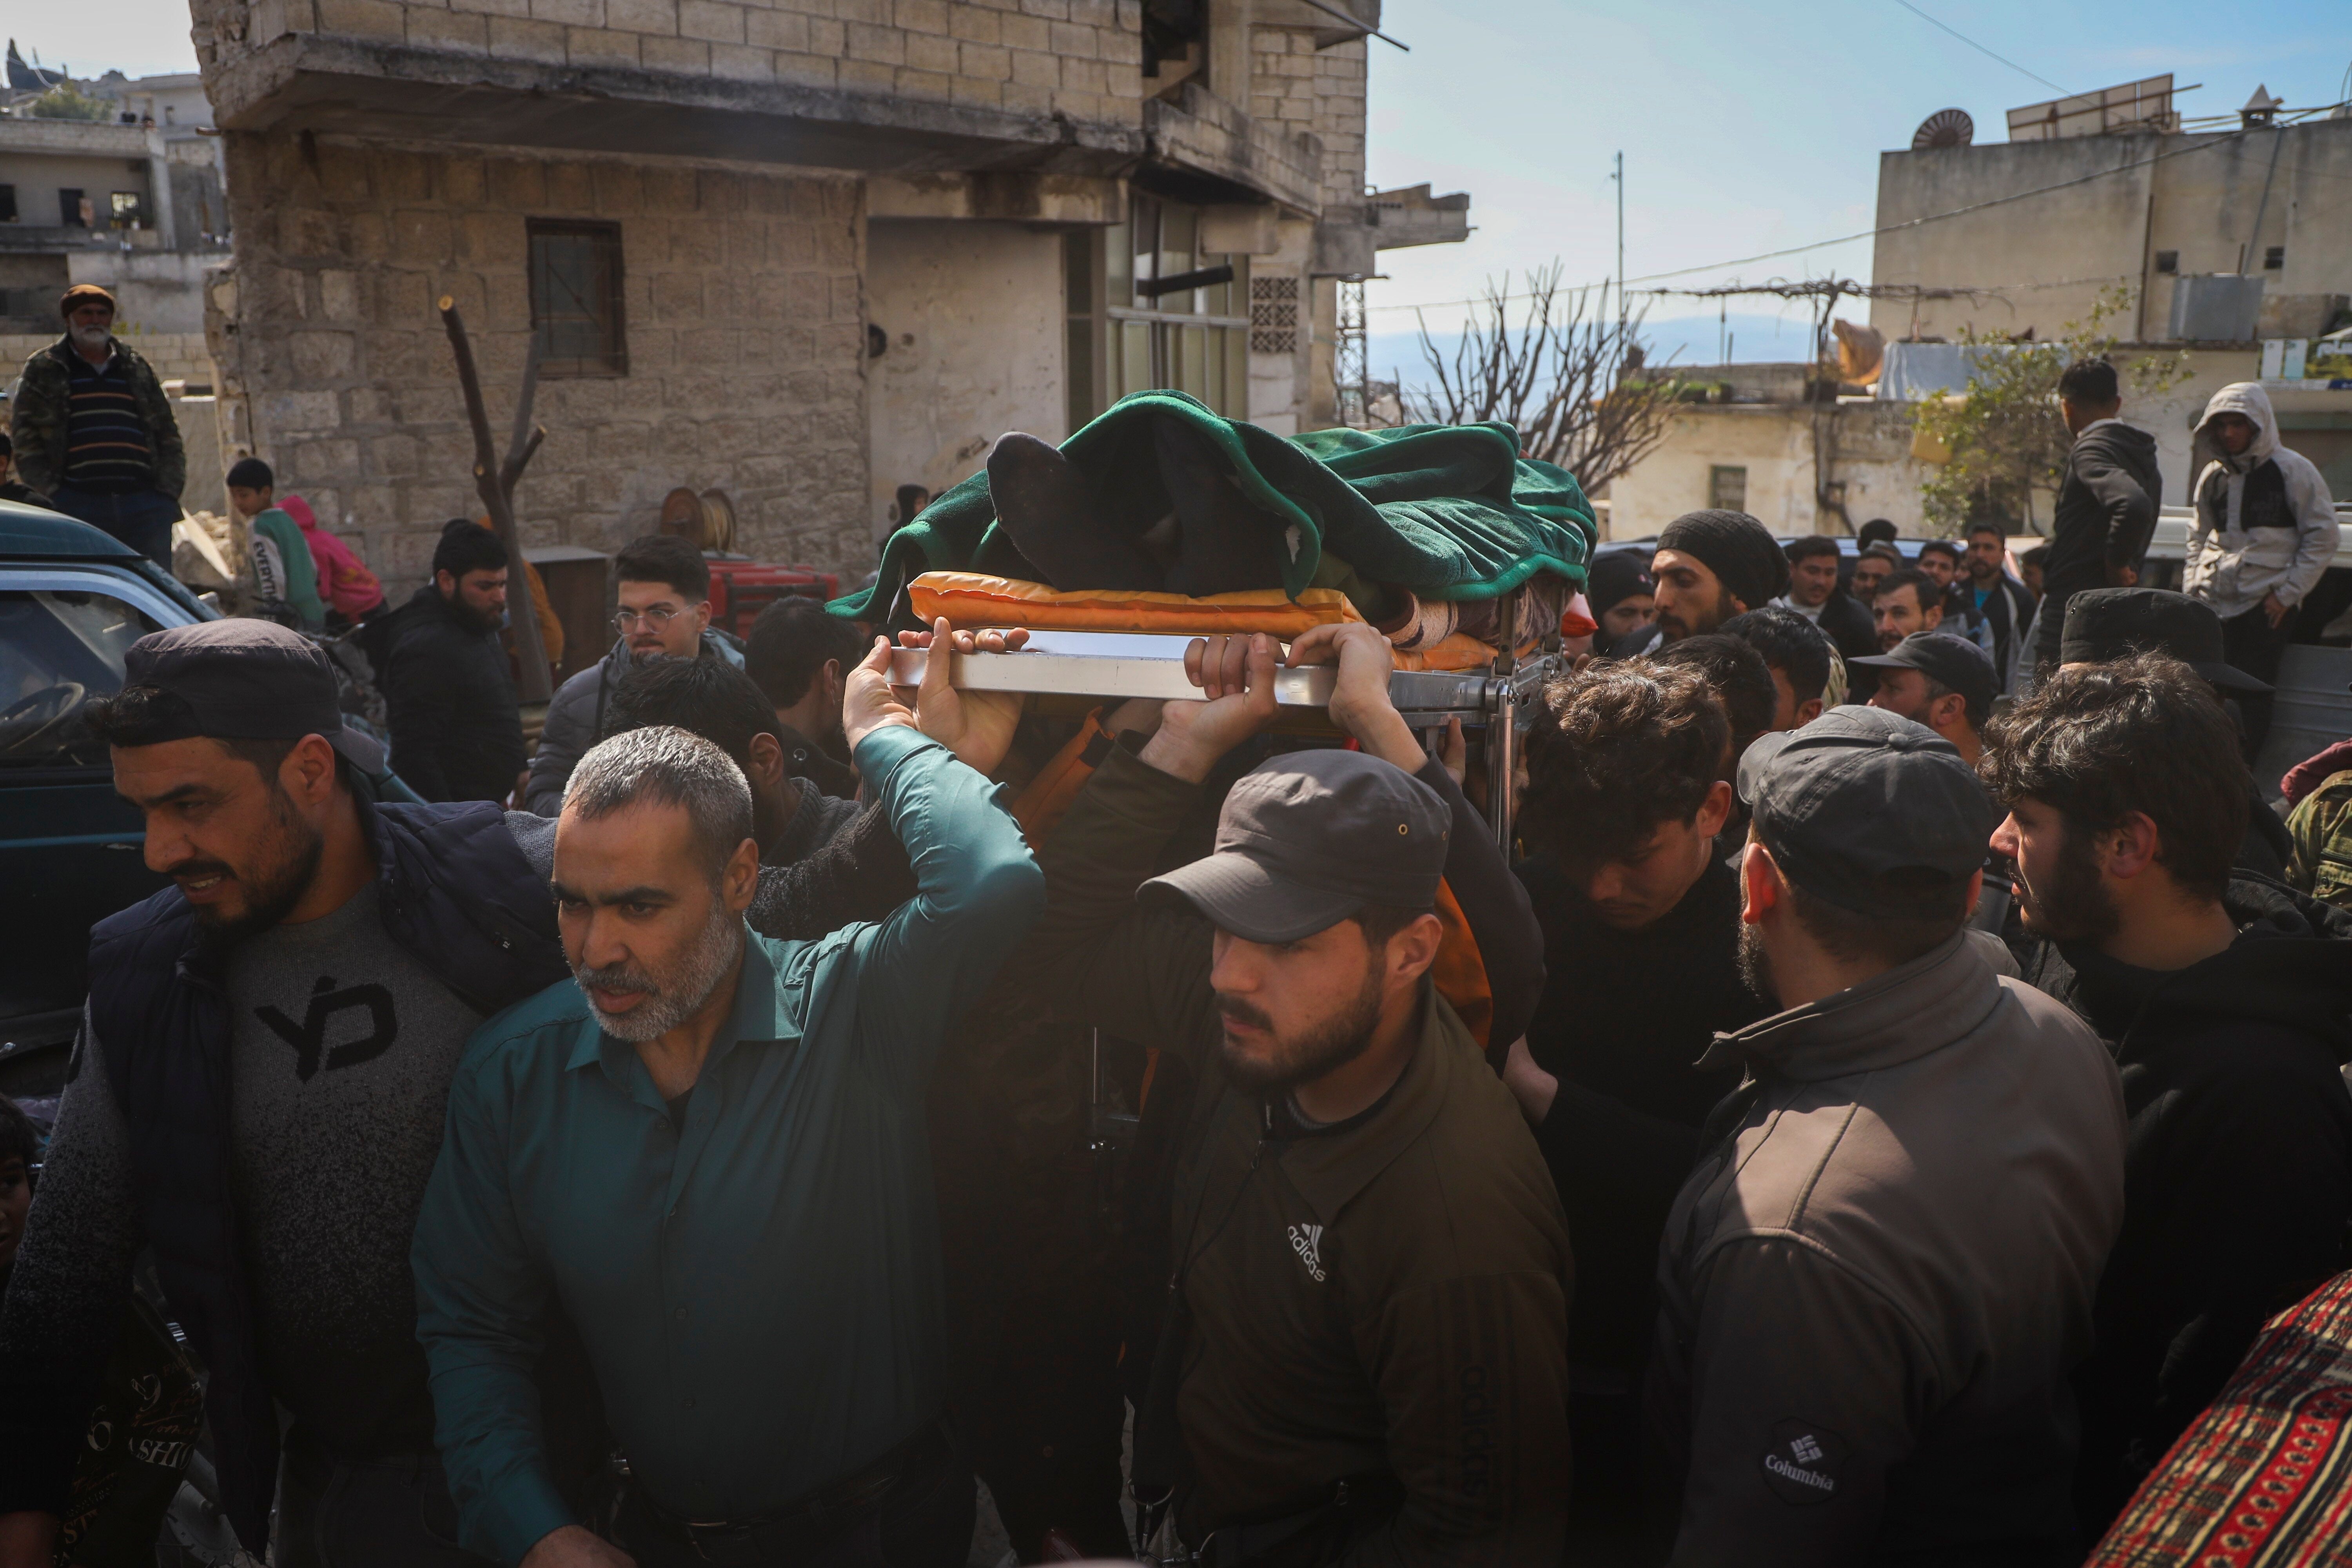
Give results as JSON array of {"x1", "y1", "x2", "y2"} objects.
[
  {"x1": 2286, "y1": 769, "x2": 2352, "y2": 913},
  {"x1": 1016, "y1": 744, "x2": 1572, "y2": 1564},
  {"x1": 10, "y1": 336, "x2": 185, "y2": 499}
]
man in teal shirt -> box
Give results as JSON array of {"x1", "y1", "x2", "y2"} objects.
[{"x1": 412, "y1": 628, "x2": 1044, "y2": 1568}]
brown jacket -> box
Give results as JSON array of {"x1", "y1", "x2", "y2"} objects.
[
  {"x1": 1022, "y1": 744, "x2": 1572, "y2": 1564},
  {"x1": 1644, "y1": 932, "x2": 2125, "y2": 1566}
]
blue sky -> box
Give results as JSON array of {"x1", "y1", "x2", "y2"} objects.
[
  {"x1": 1363, "y1": 0, "x2": 2351, "y2": 374},
  {"x1": 33, "y1": 0, "x2": 2352, "y2": 378}
]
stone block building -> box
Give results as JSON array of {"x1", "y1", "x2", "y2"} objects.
[{"x1": 184, "y1": 0, "x2": 1468, "y2": 579}]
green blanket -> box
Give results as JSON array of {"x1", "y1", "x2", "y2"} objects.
[{"x1": 831, "y1": 391, "x2": 1595, "y2": 626}]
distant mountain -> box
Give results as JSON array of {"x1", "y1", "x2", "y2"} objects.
[{"x1": 1367, "y1": 310, "x2": 1869, "y2": 396}]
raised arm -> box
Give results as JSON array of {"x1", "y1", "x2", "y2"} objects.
[
  {"x1": 844, "y1": 635, "x2": 1047, "y2": 1093},
  {"x1": 1007, "y1": 633, "x2": 1285, "y2": 1065}
]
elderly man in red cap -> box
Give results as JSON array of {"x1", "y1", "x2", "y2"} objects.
[{"x1": 8, "y1": 283, "x2": 185, "y2": 563}]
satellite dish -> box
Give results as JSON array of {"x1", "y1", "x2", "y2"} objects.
[{"x1": 1912, "y1": 108, "x2": 1975, "y2": 150}]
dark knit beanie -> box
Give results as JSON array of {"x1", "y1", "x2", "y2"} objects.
[
  {"x1": 1656, "y1": 509, "x2": 1790, "y2": 612},
  {"x1": 1584, "y1": 551, "x2": 1656, "y2": 617}
]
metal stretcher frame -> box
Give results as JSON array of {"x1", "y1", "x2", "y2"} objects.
[{"x1": 889, "y1": 628, "x2": 1557, "y2": 848}]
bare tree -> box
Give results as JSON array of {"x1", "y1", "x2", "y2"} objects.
[{"x1": 1401, "y1": 263, "x2": 1677, "y2": 488}]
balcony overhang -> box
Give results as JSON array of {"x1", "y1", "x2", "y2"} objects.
[
  {"x1": 203, "y1": 33, "x2": 1143, "y2": 176},
  {"x1": 1139, "y1": 83, "x2": 1322, "y2": 217}
]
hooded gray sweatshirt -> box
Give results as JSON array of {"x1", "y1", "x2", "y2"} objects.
[{"x1": 2186, "y1": 381, "x2": 2341, "y2": 618}]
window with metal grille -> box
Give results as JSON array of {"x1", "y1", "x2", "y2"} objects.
[
  {"x1": 1250, "y1": 274, "x2": 1299, "y2": 355},
  {"x1": 528, "y1": 219, "x2": 628, "y2": 377}
]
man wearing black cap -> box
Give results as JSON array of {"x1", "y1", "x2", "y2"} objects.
[
  {"x1": 0, "y1": 620, "x2": 575, "y2": 1568},
  {"x1": 2054, "y1": 587, "x2": 2294, "y2": 878},
  {"x1": 1014, "y1": 623, "x2": 1570, "y2": 1564},
  {"x1": 7, "y1": 283, "x2": 185, "y2": 564},
  {"x1": 1860, "y1": 632, "x2": 2009, "y2": 930},
  {"x1": 1984, "y1": 654, "x2": 2352, "y2": 1538},
  {"x1": 1647, "y1": 707, "x2": 2125, "y2": 1565},
  {"x1": 1612, "y1": 509, "x2": 1791, "y2": 658},
  {"x1": 1857, "y1": 632, "x2": 1994, "y2": 768}
]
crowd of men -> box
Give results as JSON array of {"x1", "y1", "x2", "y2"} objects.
[{"x1": 1, "y1": 343, "x2": 2350, "y2": 1568}]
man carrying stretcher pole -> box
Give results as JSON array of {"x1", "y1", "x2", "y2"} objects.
[{"x1": 997, "y1": 620, "x2": 1572, "y2": 1566}]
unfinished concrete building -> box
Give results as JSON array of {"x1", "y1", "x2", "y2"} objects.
[{"x1": 184, "y1": 0, "x2": 1468, "y2": 581}]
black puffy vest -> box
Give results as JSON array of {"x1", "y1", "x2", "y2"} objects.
[{"x1": 81, "y1": 798, "x2": 568, "y2": 1552}]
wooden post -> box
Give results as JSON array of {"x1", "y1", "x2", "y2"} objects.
[{"x1": 438, "y1": 296, "x2": 553, "y2": 703}]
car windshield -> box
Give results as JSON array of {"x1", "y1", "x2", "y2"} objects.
[{"x1": 0, "y1": 588, "x2": 162, "y2": 768}]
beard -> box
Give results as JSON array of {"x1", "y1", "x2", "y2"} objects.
[
  {"x1": 572, "y1": 896, "x2": 744, "y2": 1043},
  {"x1": 69, "y1": 321, "x2": 113, "y2": 352},
  {"x1": 2011, "y1": 824, "x2": 2120, "y2": 945},
  {"x1": 1216, "y1": 960, "x2": 1385, "y2": 1094},
  {"x1": 1737, "y1": 920, "x2": 1779, "y2": 1007},
  {"x1": 177, "y1": 788, "x2": 325, "y2": 958},
  {"x1": 1659, "y1": 587, "x2": 1736, "y2": 643}
]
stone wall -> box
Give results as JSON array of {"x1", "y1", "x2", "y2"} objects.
[
  {"x1": 192, "y1": 0, "x2": 1149, "y2": 134},
  {"x1": 212, "y1": 132, "x2": 869, "y2": 583},
  {"x1": 1250, "y1": 27, "x2": 1363, "y2": 213}
]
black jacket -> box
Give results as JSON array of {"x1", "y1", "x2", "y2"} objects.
[
  {"x1": 383, "y1": 583, "x2": 527, "y2": 803},
  {"x1": 2042, "y1": 423, "x2": 2162, "y2": 648},
  {"x1": 1817, "y1": 589, "x2": 1880, "y2": 662},
  {"x1": 1515, "y1": 852, "x2": 1769, "y2": 1374},
  {"x1": 2013, "y1": 876, "x2": 2352, "y2": 1536},
  {"x1": 0, "y1": 800, "x2": 570, "y2": 1552}
]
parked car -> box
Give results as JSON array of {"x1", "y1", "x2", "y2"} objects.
[{"x1": 0, "y1": 503, "x2": 420, "y2": 1102}]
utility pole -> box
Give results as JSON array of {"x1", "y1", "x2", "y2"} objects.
[{"x1": 1613, "y1": 150, "x2": 1626, "y2": 339}]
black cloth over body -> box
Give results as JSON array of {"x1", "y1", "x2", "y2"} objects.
[
  {"x1": 2036, "y1": 424, "x2": 2163, "y2": 670},
  {"x1": 2009, "y1": 875, "x2": 2352, "y2": 1539},
  {"x1": 382, "y1": 583, "x2": 528, "y2": 803},
  {"x1": 0, "y1": 798, "x2": 574, "y2": 1552}
]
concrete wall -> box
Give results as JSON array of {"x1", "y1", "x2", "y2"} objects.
[
  {"x1": 211, "y1": 132, "x2": 869, "y2": 584},
  {"x1": 864, "y1": 216, "x2": 1063, "y2": 540},
  {"x1": 65, "y1": 251, "x2": 227, "y2": 336},
  {"x1": 1608, "y1": 402, "x2": 1929, "y2": 541},
  {"x1": 1869, "y1": 118, "x2": 2352, "y2": 347},
  {"x1": 1251, "y1": 24, "x2": 1363, "y2": 212}
]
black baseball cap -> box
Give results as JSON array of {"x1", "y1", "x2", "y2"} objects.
[
  {"x1": 1850, "y1": 632, "x2": 1996, "y2": 713},
  {"x1": 1140, "y1": 749, "x2": 1450, "y2": 943},
  {"x1": 2060, "y1": 587, "x2": 2270, "y2": 693},
  {"x1": 1736, "y1": 706, "x2": 1996, "y2": 920},
  {"x1": 119, "y1": 619, "x2": 385, "y2": 773}
]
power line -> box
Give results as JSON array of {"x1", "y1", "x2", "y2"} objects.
[
  {"x1": 1891, "y1": 0, "x2": 2072, "y2": 97},
  {"x1": 1372, "y1": 115, "x2": 2298, "y2": 316}
]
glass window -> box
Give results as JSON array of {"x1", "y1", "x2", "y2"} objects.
[
  {"x1": 528, "y1": 219, "x2": 628, "y2": 377},
  {"x1": 1709, "y1": 465, "x2": 1748, "y2": 513},
  {"x1": 0, "y1": 589, "x2": 163, "y2": 769},
  {"x1": 1098, "y1": 192, "x2": 1252, "y2": 417}
]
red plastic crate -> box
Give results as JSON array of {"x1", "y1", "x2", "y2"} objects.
[{"x1": 704, "y1": 559, "x2": 840, "y2": 640}]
